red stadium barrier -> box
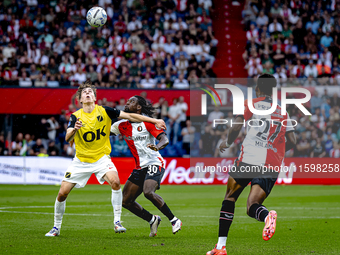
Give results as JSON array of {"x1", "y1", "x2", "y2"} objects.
[
  {"x1": 0, "y1": 88, "x2": 190, "y2": 115},
  {"x1": 87, "y1": 157, "x2": 340, "y2": 185}
]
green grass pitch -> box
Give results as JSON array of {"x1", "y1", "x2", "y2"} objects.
[{"x1": 0, "y1": 184, "x2": 340, "y2": 254}]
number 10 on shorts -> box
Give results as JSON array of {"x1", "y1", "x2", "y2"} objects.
[{"x1": 147, "y1": 165, "x2": 159, "y2": 176}]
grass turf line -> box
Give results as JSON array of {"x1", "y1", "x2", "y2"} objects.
[{"x1": 0, "y1": 185, "x2": 339, "y2": 254}]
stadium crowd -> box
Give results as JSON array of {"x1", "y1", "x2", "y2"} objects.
[
  {"x1": 0, "y1": 0, "x2": 217, "y2": 89},
  {"x1": 242, "y1": 0, "x2": 340, "y2": 87}
]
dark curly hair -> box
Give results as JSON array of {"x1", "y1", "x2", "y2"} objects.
[{"x1": 134, "y1": 95, "x2": 156, "y2": 117}]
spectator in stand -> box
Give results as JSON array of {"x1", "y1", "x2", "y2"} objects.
[
  {"x1": 320, "y1": 31, "x2": 333, "y2": 48},
  {"x1": 0, "y1": 133, "x2": 7, "y2": 155},
  {"x1": 304, "y1": 60, "x2": 318, "y2": 78},
  {"x1": 295, "y1": 132, "x2": 310, "y2": 157},
  {"x1": 113, "y1": 135, "x2": 129, "y2": 156},
  {"x1": 48, "y1": 141, "x2": 59, "y2": 156},
  {"x1": 268, "y1": 18, "x2": 283, "y2": 34},
  {"x1": 256, "y1": 10, "x2": 268, "y2": 27},
  {"x1": 46, "y1": 116, "x2": 60, "y2": 142},
  {"x1": 18, "y1": 71, "x2": 32, "y2": 87},
  {"x1": 37, "y1": 148, "x2": 49, "y2": 157},
  {"x1": 310, "y1": 137, "x2": 326, "y2": 158},
  {"x1": 140, "y1": 73, "x2": 156, "y2": 88},
  {"x1": 173, "y1": 73, "x2": 189, "y2": 89},
  {"x1": 208, "y1": 106, "x2": 224, "y2": 124},
  {"x1": 177, "y1": 96, "x2": 188, "y2": 127},
  {"x1": 11, "y1": 133, "x2": 23, "y2": 156},
  {"x1": 181, "y1": 120, "x2": 195, "y2": 155},
  {"x1": 32, "y1": 138, "x2": 45, "y2": 156},
  {"x1": 77, "y1": 34, "x2": 92, "y2": 53},
  {"x1": 310, "y1": 91, "x2": 324, "y2": 113},
  {"x1": 116, "y1": 98, "x2": 126, "y2": 111},
  {"x1": 167, "y1": 98, "x2": 181, "y2": 145}
]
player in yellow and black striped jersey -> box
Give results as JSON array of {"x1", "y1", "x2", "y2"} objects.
[{"x1": 45, "y1": 80, "x2": 166, "y2": 237}]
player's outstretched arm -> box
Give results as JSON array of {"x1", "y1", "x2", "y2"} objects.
[
  {"x1": 220, "y1": 116, "x2": 244, "y2": 153},
  {"x1": 119, "y1": 111, "x2": 166, "y2": 130},
  {"x1": 285, "y1": 131, "x2": 297, "y2": 152},
  {"x1": 65, "y1": 118, "x2": 82, "y2": 143},
  {"x1": 147, "y1": 133, "x2": 169, "y2": 151}
]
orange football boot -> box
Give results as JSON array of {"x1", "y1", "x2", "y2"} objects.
[{"x1": 263, "y1": 210, "x2": 277, "y2": 241}]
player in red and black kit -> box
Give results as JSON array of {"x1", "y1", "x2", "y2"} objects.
[
  {"x1": 110, "y1": 96, "x2": 182, "y2": 237},
  {"x1": 207, "y1": 74, "x2": 297, "y2": 255}
]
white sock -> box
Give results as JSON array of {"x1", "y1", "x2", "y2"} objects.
[
  {"x1": 149, "y1": 215, "x2": 155, "y2": 224},
  {"x1": 111, "y1": 189, "x2": 122, "y2": 223},
  {"x1": 264, "y1": 215, "x2": 268, "y2": 223},
  {"x1": 54, "y1": 198, "x2": 66, "y2": 230},
  {"x1": 216, "y1": 237, "x2": 227, "y2": 249},
  {"x1": 170, "y1": 217, "x2": 178, "y2": 223}
]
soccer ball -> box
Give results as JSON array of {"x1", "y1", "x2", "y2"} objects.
[{"x1": 86, "y1": 7, "x2": 107, "y2": 27}]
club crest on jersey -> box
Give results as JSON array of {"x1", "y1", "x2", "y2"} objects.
[
  {"x1": 97, "y1": 115, "x2": 104, "y2": 122},
  {"x1": 65, "y1": 172, "x2": 71, "y2": 178},
  {"x1": 137, "y1": 126, "x2": 142, "y2": 132}
]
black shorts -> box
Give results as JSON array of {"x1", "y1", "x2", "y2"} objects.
[
  {"x1": 128, "y1": 165, "x2": 165, "y2": 190},
  {"x1": 229, "y1": 161, "x2": 278, "y2": 197}
]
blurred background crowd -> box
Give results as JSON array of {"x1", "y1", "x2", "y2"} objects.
[
  {"x1": 0, "y1": 0, "x2": 217, "y2": 89},
  {"x1": 0, "y1": 0, "x2": 339, "y2": 159},
  {"x1": 242, "y1": 0, "x2": 340, "y2": 87}
]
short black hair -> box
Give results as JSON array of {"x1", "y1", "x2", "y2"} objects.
[{"x1": 257, "y1": 74, "x2": 277, "y2": 96}]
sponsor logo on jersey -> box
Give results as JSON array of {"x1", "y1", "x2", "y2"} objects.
[
  {"x1": 123, "y1": 135, "x2": 147, "y2": 141},
  {"x1": 137, "y1": 126, "x2": 142, "y2": 132},
  {"x1": 83, "y1": 125, "x2": 106, "y2": 142},
  {"x1": 97, "y1": 115, "x2": 104, "y2": 122},
  {"x1": 65, "y1": 172, "x2": 71, "y2": 178}
]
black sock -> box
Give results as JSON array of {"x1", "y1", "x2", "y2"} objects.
[
  {"x1": 218, "y1": 200, "x2": 235, "y2": 237},
  {"x1": 159, "y1": 203, "x2": 175, "y2": 221},
  {"x1": 248, "y1": 203, "x2": 269, "y2": 222},
  {"x1": 129, "y1": 207, "x2": 153, "y2": 223}
]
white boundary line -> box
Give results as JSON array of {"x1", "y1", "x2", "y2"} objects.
[
  {"x1": 0, "y1": 210, "x2": 339, "y2": 219},
  {"x1": 1, "y1": 205, "x2": 340, "y2": 219}
]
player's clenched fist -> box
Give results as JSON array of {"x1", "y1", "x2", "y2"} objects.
[{"x1": 75, "y1": 118, "x2": 82, "y2": 130}]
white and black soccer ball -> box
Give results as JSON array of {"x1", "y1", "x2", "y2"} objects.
[{"x1": 86, "y1": 7, "x2": 107, "y2": 27}]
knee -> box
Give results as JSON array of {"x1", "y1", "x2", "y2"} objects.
[
  {"x1": 143, "y1": 191, "x2": 155, "y2": 201},
  {"x1": 110, "y1": 179, "x2": 121, "y2": 191},
  {"x1": 57, "y1": 191, "x2": 68, "y2": 202}
]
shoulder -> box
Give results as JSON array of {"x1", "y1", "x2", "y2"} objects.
[
  {"x1": 72, "y1": 109, "x2": 81, "y2": 117},
  {"x1": 113, "y1": 119, "x2": 129, "y2": 127}
]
